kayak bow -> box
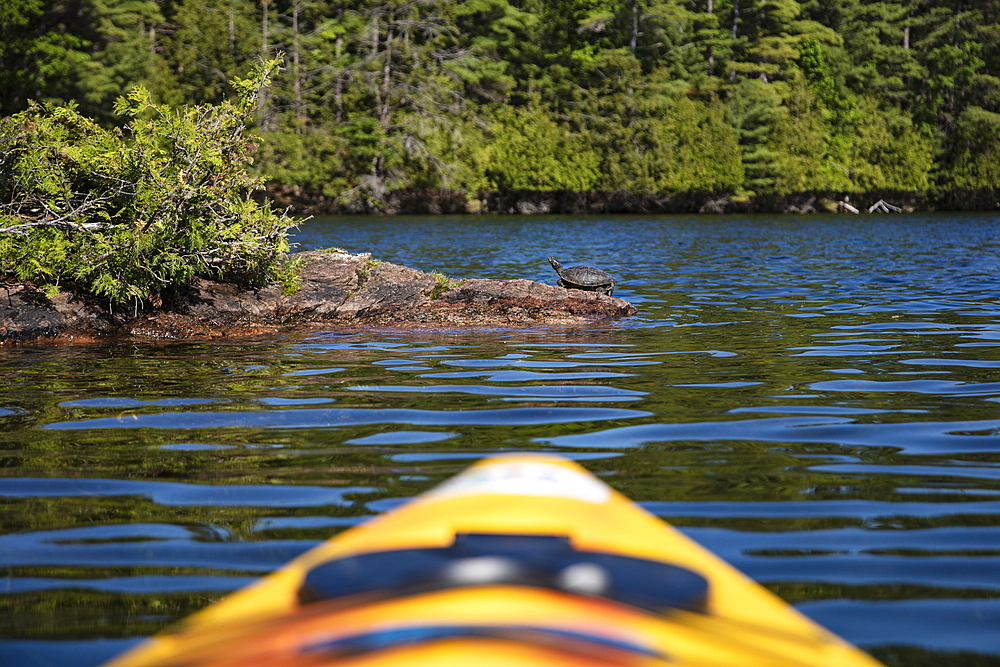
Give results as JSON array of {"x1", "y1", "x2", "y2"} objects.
[{"x1": 102, "y1": 453, "x2": 884, "y2": 667}]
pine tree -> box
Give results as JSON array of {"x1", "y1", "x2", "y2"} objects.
[
  {"x1": 726, "y1": 78, "x2": 785, "y2": 192},
  {"x1": 156, "y1": 0, "x2": 261, "y2": 105}
]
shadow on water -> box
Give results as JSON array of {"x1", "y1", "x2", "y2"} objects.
[{"x1": 2, "y1": 213, "x2": 1000, "y2": 666}]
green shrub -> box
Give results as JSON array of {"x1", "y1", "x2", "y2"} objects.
[
  {"x1": 484, "y1": 105, "x2": 601, "y2": 191},
  {"x1": 0, "y1": 58, "x2": 292, "y2": 309},
  {"x1": 844, "y1": 99, "x2": 934, "y2": 192},
  {"x1": 943, "y1": 106, "x2": 1000, "y2": 190}
]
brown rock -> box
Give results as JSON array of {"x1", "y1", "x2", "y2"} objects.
[
  {"x1": 173, "y1": 278, "x2": 285, "y2": 319},
  {"x1": 430, "y1": 279, "x2": 635, "y2": 324},
  {"x1": 290, "y1": 251, "x2": 367, "y2": 316},
  {"x1": 0, "y1": 284, "x2": 115, "y2": 342},
  {"x1": 0, "y1": 251, "x2": 636, "y2": 344},
  {"x1": 336, "y1": 262, "x2": 438, "y2": 320}
]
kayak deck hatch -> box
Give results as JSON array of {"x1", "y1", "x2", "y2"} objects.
[{"x1": 299, "y1": 532, "x2": 710, "y2": 614}]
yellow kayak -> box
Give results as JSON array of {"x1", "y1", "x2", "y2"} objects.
[{"x1": 102, "y1": 453, "x2": 885, "y2": 667}]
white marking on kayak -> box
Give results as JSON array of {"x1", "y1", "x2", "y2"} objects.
[{"x1": 424, "y1": 460, "x2": 611, "y2": 504}]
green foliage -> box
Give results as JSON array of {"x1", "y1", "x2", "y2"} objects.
[
  {"x1": 427, "y1": 272, "x2": 460, "y2": 299},
  {"x1": 484, "y1": 105, "x2": 600, "y2": 191},
  {"x1": 583, "y1": 76, "x2": 744, "y2": 194},
  {"x1": 0, "y1": 0, "x2": 46, "y2": 116},
  {"x1": 0, "y1": 58, "x2": 292, "y2": 307},
  {"x1": 255, "y1": 126, "x2": 350, "y2": 198},
  {"x1": 727, "y1": 78, "x2": 787, "y2": 193},
  {"x1": 845, "y1": 99, "x2": 934, "y2": 192},
  {"x1": 5, "y1": 0, "x2": 1000, "y2": 201},
  {"x1": 154, "y1": 0, "x2": 261, "y2": 106},
  {"x1": 768, "y1": 85, "x2": 849, "y2": 194},
  {"x1": 275, "y1": 255, "x2": 305, "y2": 296},
  {"x1": 79, "y1": 0, "x2": 165, "y2": 120},
  {"x1": 0, "y1": 0, "x2": 91, "y2": 118},
  {"x1": 942, "y1": 106, "x2": 1000, "y2": 190},
  {"x1": 665, "y1": 98, "x2": 746, "y2": 192},
  {"x1": 796, "y1": 38, "x2": 838, "y2": 109}
]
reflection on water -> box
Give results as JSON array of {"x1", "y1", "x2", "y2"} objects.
[{"x1": 2, "y1": 213, "x2": 1000, "y2": 667}]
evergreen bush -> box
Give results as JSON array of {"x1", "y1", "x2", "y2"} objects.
[{"x1": 0, "y1": 58, "x2": 291, "y2": 310}]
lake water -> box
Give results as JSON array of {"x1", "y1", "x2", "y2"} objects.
[{"x1": 3, "y1": 213, "x2": 1000, "y2": 667}]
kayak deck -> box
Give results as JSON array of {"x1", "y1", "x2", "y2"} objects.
[{"x1": 102, "y1": 454, "x2": 885, "y2": 667}]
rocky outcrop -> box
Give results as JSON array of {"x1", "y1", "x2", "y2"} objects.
[
  {"x1": 0, "y1": 251, "x2": 636, "y2": 344},
  {"x1": 0, "y1": 284, "x2": 118, "y2": 343}
]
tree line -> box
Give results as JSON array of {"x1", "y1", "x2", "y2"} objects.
[{"x1": 3, "y1": 0, "x2": 1000, "y2": 209}]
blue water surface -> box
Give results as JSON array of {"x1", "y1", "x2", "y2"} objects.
[{"x1": 2, "y1": 212, "x2": 1000, "y2": 666}]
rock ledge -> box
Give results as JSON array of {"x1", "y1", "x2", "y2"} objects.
[{"x1": 0, "y1": 251, "x2": 636, "y2": 344}]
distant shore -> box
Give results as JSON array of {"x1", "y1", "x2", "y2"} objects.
[{"x1": 266, "y1": 185, "x2": 1000, "y2": 217}]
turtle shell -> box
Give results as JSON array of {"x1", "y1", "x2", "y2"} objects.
[{"x1": 548, "y1": 257, "x2": 615, "y2": 296}]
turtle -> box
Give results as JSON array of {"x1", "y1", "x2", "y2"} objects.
[{"x1": 547, "y1": 256, "x2": 615, "y2": 296}]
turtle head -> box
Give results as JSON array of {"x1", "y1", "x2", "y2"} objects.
[{"x1": 547, "y1": 257, "x2": 562, "y2": 274}]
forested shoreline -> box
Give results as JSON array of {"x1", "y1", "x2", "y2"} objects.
[{"x1": 3, "y1": 0, "x2": 1000, "y2": 212}]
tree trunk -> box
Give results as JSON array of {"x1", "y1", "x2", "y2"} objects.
[
  {"x1": 228, "y1": 0, "x2": 235, "y2": 57},
  {"x1": 380, "y1": 15, "x2": 394, "y2": 127},
  {"x1": 954, "y1": 1, "x2": 962, "y2": 46},
  {"x1": 729, "y1": 0, "x2": 739, "y2": 81},
  {"x1": 630, "y1": 0, "x2": 638, "y2": 56},
  {"x1": 707, "y1": 0, "x2": 714, "y2": 74},
  {"x1": 261, "y1": 0, "x2": 269, "y2": 59},
  {"x1": 259, "y1": 0, "x2": 271, "y2": 130},
  {"x1": 292, "y1": 0, "x2": 304, "y2": 126},
  {"x1": 335, "y1": 5, "x2": 344, "y2": 122}
]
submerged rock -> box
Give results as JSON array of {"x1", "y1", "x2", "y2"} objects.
[{"x1": 0, "y1": 250, "x2": 636, "y2": 344}]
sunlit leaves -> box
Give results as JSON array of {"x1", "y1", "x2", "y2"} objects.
[
  {"x1": 484, "y1": 105, "x2": 601, "y2": 192},
  {"x1": 942, "y1": 106, "x2": 1000, "y2": 190},
  {"x1": 0, "y1": 59, "x2": 291, "y2": 307}
]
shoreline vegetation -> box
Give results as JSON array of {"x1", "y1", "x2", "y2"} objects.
[
  {"x1": 0, "y1": 64, "x2": 635, "y2": 342},
  {"x1": 3, "y1": 0, "x2": 1000, "y2": 214},
  {"x1": 266, "y1": 184, "x2": 1000, "y2": 215},
  {"x1": 3, "y1": 0, "x2": 1000, "y2": 328}
]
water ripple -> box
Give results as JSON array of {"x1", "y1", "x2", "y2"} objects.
[
  {"x1": 539, "y1": 417, "x2": 1000, "y2": 454},
  {"x1": 800, "y1": 599, "x2": 1000, "y2": 654},
  {"x1": 811, "y1": 379, "x2": 1000, "y2": 395},
  {"x1": 43, "y1": 407, "x2": 651, "y2": 430},
  {"x1": 0, "y1": 479, "x2": 377, "y2": 507},
  {"x1": 6, "y1": 214, "x2": 1000, "y2": 663},
  {"x1": 347, "y1": 384, "x2": 647, "y2": 399}
]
